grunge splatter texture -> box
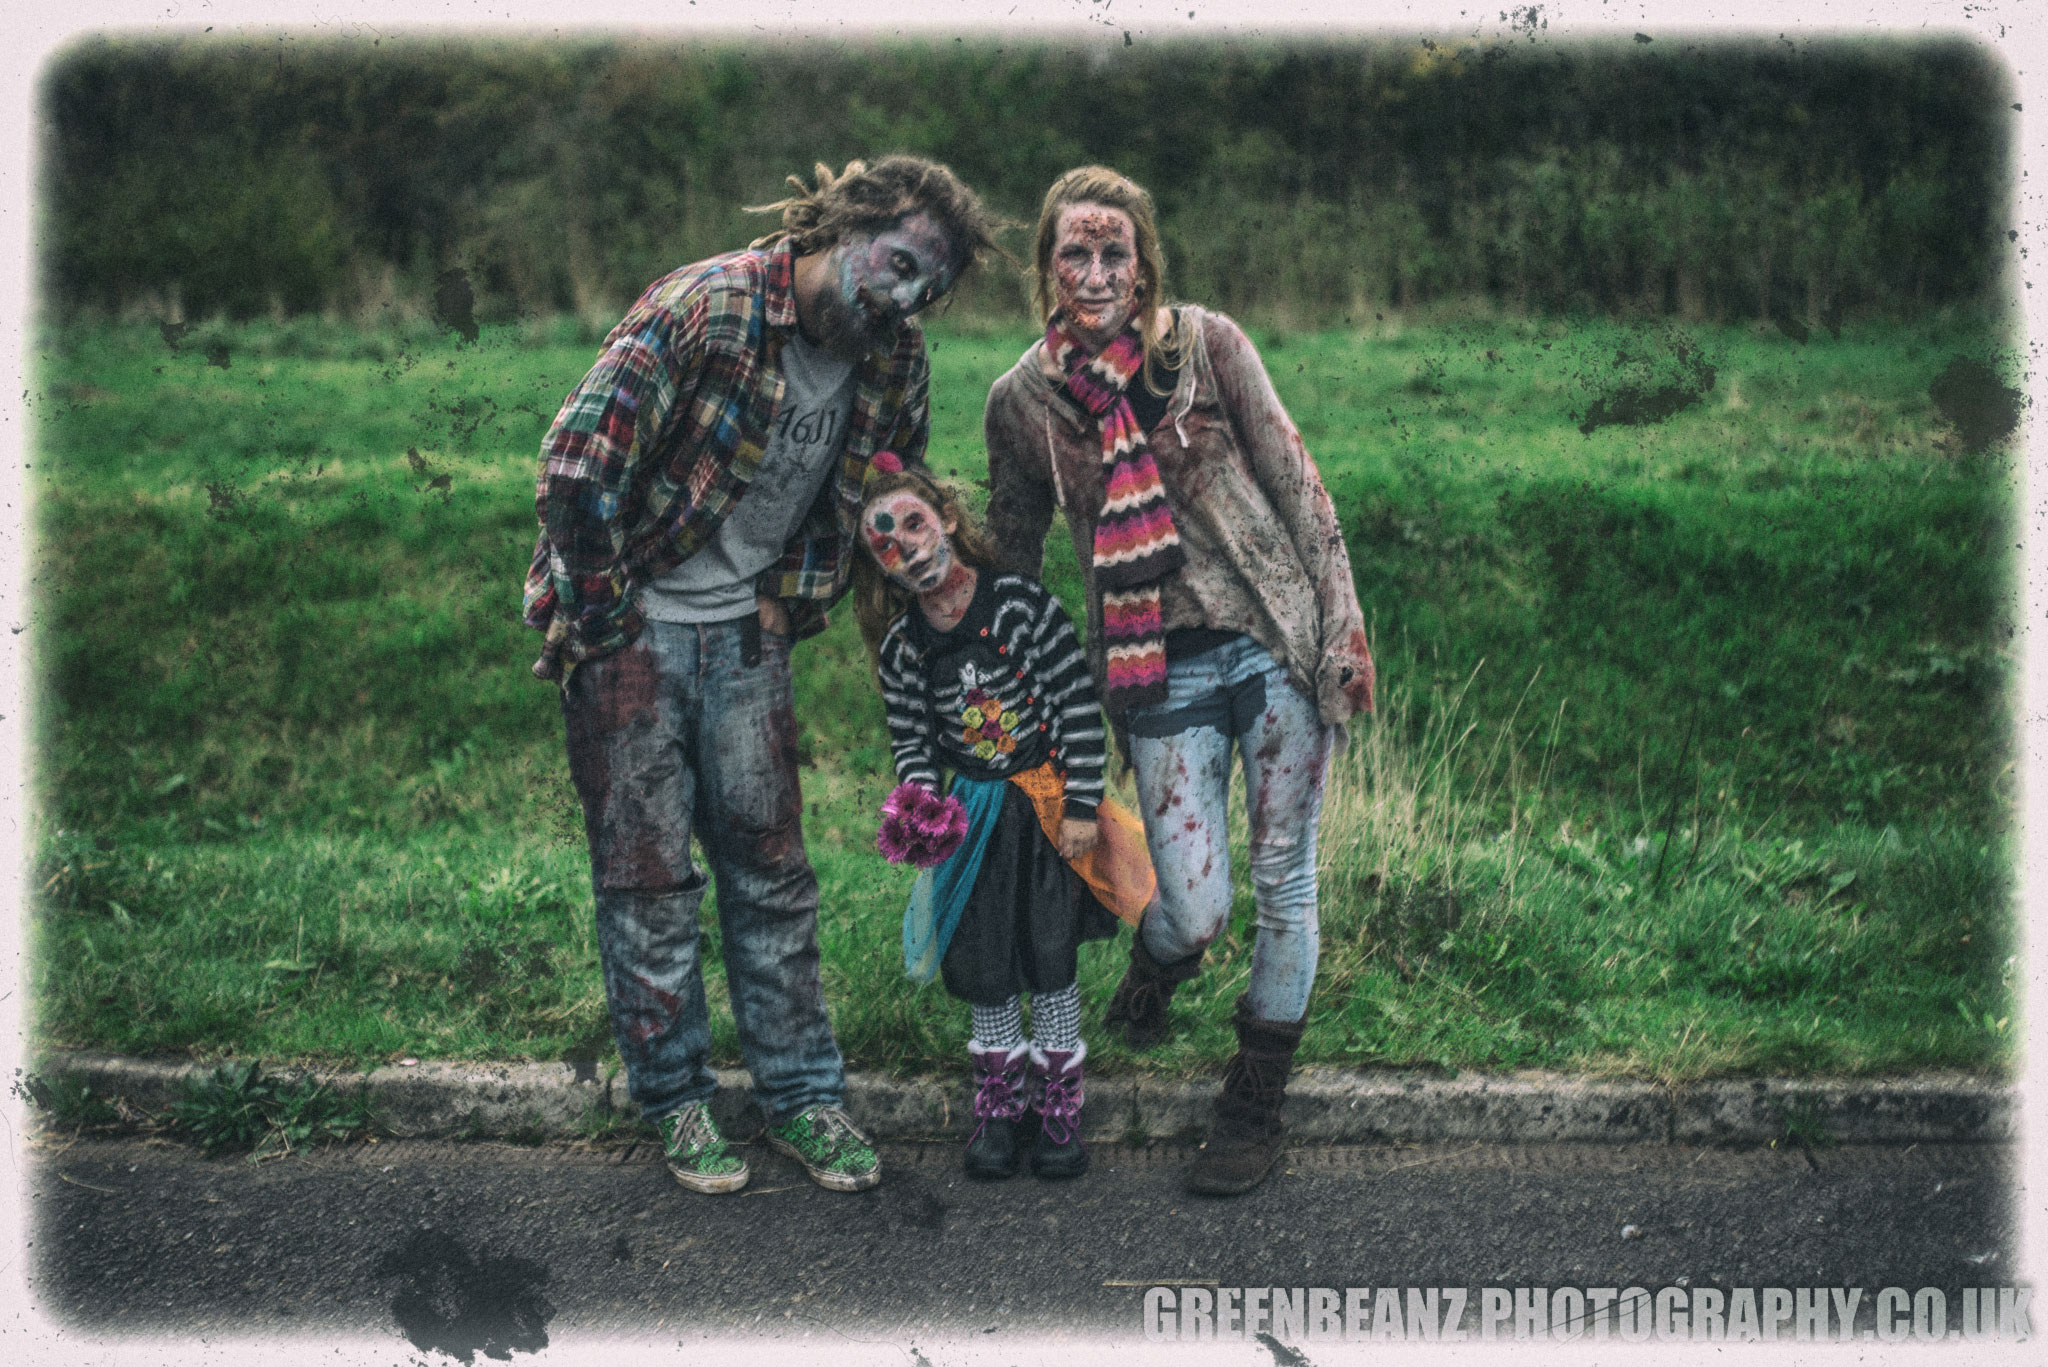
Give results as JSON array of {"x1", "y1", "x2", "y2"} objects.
[
  {"x1": 1928, "y1": 357, "x2": 2021, "y2": 454},
  {"x1": 376, "y1": 1227, "x2": 554, "y2": 1363},
  {"x1": 434, "y1": 267, "x2": 480, "y2": 344},
  {"x1": 1575, "y1": 329, "x2": 1717, "y2": 435}
]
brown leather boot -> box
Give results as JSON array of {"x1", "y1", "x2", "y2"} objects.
[
  {"x1": 1184, "y1": 997, "x2": 1305, "y2": 1196},
  {"x1": 1103, "y1": 922, "x2": 1204, "y2": 1050}
]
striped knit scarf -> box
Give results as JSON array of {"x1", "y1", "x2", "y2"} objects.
[{"x1": 1046, "y1": 317, "x2": 1185, "y2": 713}]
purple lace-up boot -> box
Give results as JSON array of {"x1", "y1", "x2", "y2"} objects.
[
  {"x1": 964, "y1": 1043, "x2": 1030, "y2": 1180},
  {"x1": 1028, "y1": 1042, "x2": 1088, "y2": 1179}
]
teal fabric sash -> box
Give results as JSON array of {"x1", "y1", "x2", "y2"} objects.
[{"x1": 901, "y1": 775, "x2": 1008, "y2": 983}]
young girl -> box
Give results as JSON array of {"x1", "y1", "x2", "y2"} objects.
[{"x1": 853, "y1": 455, "x2": 1154, "y2": 1181}]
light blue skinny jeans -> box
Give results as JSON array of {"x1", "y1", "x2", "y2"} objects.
[{"x1": 1124, "y1": 636, "x2": 1333, "y2": 1023}]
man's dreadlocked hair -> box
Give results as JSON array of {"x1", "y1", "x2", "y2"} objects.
[{"x1": 748, "y1": 156, "x2": 1003, "y2": 279}]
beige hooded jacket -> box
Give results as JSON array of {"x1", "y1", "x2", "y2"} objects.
[{"x1": 984, "y1": 305, "x2": 1375, "y2": 739}]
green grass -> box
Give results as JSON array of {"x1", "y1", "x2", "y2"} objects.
[{"x1": 26, "y1": 309, "x2": 2019, "y2": 1080}]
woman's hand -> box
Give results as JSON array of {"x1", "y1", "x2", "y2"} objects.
[
  {"x1": 1058, "y1": 816, "x2": 1100, "y2": 861},
  {"x1": 1338, "y1": 629, "x2": 1377, "y2": 717}
]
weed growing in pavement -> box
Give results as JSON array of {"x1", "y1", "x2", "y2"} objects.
[
  {"x1": 1775, "y1": 1095, "x2": 1838, "y2": 1152},
  {"x1": 170, "y1": 1060, "x2": 377, "y2": 1159},
  {"x1": 16, "y1": 1069, "x2": 120, "y2": 1128},
  {"x1": 571, "y1": 1101, "x2": 646, "y2": 1144}
]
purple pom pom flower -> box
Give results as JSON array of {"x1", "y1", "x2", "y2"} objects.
[{"x1": 877, "y1": 781, "x2": 968, "y2": 868}]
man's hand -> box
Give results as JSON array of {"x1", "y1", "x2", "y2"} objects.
[
  {"x1": 757, "y1": 595, "x2": 791, "y2": 637},
  {"x1": 1057, "y1": 816, "x2": 1099, "y2": 861},
  {"x1": 533, "y1": 613, "x2": 571, "y2": 682}
]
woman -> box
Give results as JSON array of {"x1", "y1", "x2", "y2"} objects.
[{"x1": 984, "y1": 166, "x2": 1375, "y2": 1196}]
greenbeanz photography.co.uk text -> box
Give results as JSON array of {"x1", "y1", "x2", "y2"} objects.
[{"x1": 1141, "y1": 1283, "x2": 2032, "y2": 1343}]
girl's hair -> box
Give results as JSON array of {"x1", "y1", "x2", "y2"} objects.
[
  {"x1": 748, "y1": 156, "x2": 1003, "y2": 279},
  {"x1": 851, "y1": 466, "x2": 998, "y2": 661},
  {"x1": 1030, "y1": 165, "x2": 1186, "y2": 395}
]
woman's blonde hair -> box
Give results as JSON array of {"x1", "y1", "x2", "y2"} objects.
[
  {"x1": 1030, "y1": 165, "x2": 1185, "y2": 395},
  {"x1": 851, "y1": 467, "x2": 999, "y2": 661}
]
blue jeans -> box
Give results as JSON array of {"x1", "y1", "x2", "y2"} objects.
[
  {"x1": 1124, "y1": 637, "x2": 1333, "y2": 1022},
  {"x1": 560, "y1": 617, "x2": 845, "y2": 1122}
]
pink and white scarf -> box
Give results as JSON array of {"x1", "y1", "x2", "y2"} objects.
[{"x1": 1046, "y1": 317, "x2": 1184, "y2": 713}]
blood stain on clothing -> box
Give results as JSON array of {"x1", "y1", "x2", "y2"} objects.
[
  {"x1": 757, "y1": 819, "x2": 802, "y2": 867},
  {"x1": 620, "y1": 973, "x2": 685, "y2": 1043},
  {"x1": 614, "y1": 830, "x2": 681, "y2": 890},
  {"x1": 595, "y1": 643, "x2": 661, "y2": 731}
]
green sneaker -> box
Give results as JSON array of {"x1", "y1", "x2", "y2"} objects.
[
  {"x1": 764, "y1": 1104, "x2": 881, "y2": 1192},
  {"x1": 656, "y1": 1101, "x2": 750, "y2": 1194}
]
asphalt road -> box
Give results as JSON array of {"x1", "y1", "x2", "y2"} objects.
[{"x1": 25, "y1": 1135, "x2": 2021, "y2": 1355}]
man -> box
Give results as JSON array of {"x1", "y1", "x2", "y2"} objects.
[{"x1": 522, "y1": 156, "x2": 999, "y2": 1194}]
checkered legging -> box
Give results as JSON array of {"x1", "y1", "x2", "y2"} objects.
[{"x1": 968, "y1": 981, "x2": 1082, "y2": 1053}]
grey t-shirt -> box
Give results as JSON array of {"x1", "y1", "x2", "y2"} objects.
[{"x1": 639, "y1": 333, "x2": 858, "y2": 623}]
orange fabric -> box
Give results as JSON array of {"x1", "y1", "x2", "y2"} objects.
[{"x1": 1008, "y1": 762, "x2": 1156, "y2": 926}]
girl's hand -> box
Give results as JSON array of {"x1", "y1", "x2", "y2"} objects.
[{"x1": 1058, "y1": 816, "x2": 1099, "y2": 861}]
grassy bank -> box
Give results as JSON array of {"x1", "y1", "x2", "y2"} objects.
[{"x1": 26, "y1": 311, "x2": 2018, "y2": 1079}]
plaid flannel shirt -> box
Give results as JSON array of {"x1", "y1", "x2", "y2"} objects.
[{"x1": 522, "y1": 238, "x2": 932, "y2": 662}]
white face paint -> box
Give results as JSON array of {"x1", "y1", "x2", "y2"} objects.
[
  {"x1": 862, "y1": 491, "x2": 956, "y2": 595},
  {"x1": 830, "y1": 211, "x2": 958, "y2": 348}
]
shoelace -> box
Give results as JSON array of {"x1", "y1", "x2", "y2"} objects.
[
  {"x1": 1121, "y1": 978, "x2": 1166, "y2": 1019},
  {"x1": 669, "y1": 1108, "x2": 722, "y2": 1155},
  {"x1": 1224, "y1": 1051, "x2": 1288, "y2": 1098},
  {"x1": 1215, "y1": 1052, "x2": 1289, "y2": 1134},
  {"x1": 972, "y1": 1067, "x2": 1025, "y2": 1125},
  {"x1": 810, "y1": 1105, "x2": 869, "y2": 1154},
  {"x1": 1038, "y1": 1074, "x2": 1083, "y2": 1144}
]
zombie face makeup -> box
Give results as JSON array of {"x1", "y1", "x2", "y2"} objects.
[
  {"x1": 862, "y1": 490, "x2": 957, "y2": 596},
  {"x1": 1050, "y1": 202, "x2": 1140, "y2": 344},
  {"x1": 828, "y1": 211, "x2": 958, "y2": 350}
]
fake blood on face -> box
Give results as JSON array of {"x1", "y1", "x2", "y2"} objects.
[
  {"x1": 1051, "y1": 202, "x2": 1139, "y2": 348},
  {"x1": 862, "y1": 490, "x2": 978, "y2": 628}
]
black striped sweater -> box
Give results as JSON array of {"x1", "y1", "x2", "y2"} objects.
[{"x1": 875, "y1": 572, "x2": 1106, "y2": 818}]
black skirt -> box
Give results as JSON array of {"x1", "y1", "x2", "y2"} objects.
[{"x1": 940, "y1": 782, "x2": 1120, "y2": 1005}]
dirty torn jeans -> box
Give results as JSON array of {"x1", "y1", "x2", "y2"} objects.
[
  {"x1": 561, "y1": 616, "x2": 845, "y2": 1123},
  {"x1": 1124, "y1": 636, "x2": 1333, "y2": 1023}
]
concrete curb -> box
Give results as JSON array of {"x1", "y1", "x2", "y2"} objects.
[{"x1": 31, "y1": 1052, "x2": 2016, "y2": 1148}]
